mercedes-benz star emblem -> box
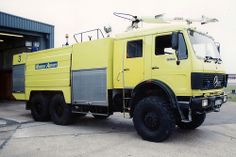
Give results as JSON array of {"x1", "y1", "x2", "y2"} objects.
[{"x1": 213, "y1": 75, "x2": 219, "y2": 87}]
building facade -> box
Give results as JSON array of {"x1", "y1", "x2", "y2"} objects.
[{"x1": 0, "y1": 11, "x2": 54, "y2": 100}]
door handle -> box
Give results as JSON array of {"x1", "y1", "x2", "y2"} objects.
[
  {"x1": 152, "y1": 66, "x2": 159, "y2": 70},
  {"x1": 124, "y1": 68, "x2": 130, "y2": 71}
]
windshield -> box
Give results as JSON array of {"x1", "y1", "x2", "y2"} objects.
[{"x1": 188, "y1": 30, "x2": 220, "y2": 59}]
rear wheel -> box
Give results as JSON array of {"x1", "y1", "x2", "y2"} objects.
[
  {"x1": 177, "y1": 113, "x2": 206, "y2": 130},
  {"x1": 30, "y1": 94, "x2": 50, "y2": 121},
  {"x1": 133, "y1": 96, "x2": 175, "y2": 142},
  {"x1": 50, "y1": 94, "x2": 73, "y2": 125}
]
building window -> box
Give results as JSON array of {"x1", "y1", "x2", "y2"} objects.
[{"x1": 127, "y1": 40, "x2": 143, "y2": 58}]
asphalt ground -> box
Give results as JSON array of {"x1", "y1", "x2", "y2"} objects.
[{"x1": 0, "y1": 101, "x2": 236, "y2": 157}]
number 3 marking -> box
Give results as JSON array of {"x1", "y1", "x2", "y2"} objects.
[{"x1": 18, "y1": 55, "x2": 21, "y2": 62}]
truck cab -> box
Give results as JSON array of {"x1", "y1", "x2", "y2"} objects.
[
  {"x1": 114, "y1": 24, "x2": 227, "y2": 111},
  {"x1": 112, "y1": 24, "x2": 227, "y2": 141}
]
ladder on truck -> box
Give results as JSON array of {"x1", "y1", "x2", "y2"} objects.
[{"x1": 122, "y1": 51, "x2": 131, "y2": 118}]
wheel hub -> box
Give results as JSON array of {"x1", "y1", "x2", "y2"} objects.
[{"x1": 144, "y1": 112, "x2": 160, "y2": 130}]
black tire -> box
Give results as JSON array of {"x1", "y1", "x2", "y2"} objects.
[
  {"x1": 133, "y1": 96, "x2": 175, "y2": 142},
  {"x1": 50, "y1": 94, "x2": 73, "y2": 125},
  {"x1": 92, "y1": 114, "x2": 109, "y2": 120},
  {"x1": 177, "y1": 113, "x2": 206, "y2": 130},
  {"x1": 30, "y1": 94, "x2": 50, "y2": 121}
]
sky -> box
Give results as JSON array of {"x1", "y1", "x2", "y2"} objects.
[{"x1": 0, "y1": 0, "x2": 236, "y2": 73}]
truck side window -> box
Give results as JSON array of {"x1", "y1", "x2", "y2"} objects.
[
  {"x1": 155, "y1": 34, "x2": 188, "y2": 60},
  {"x1": 155, "y1": 35, "x2": 174, "y2": 55},
  {"x1": 127, "y1": 40, "x2": 143, "y2": 58},
  {"x1": 177, "y1": 33, "x2": 188, "y2": 60}
]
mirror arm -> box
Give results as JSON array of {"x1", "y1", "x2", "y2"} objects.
[
  {"x1": 176, "y1": 60, "x2": 180, "y2": 65},
  {"x1": 175, "y1": 51, "x2": 180, "y2": 65}
]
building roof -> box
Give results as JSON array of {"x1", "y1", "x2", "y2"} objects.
[{"x1": 0, "y1": 11, "x2": 54, "y2": 34}]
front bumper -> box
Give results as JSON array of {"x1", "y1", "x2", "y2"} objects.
[{"x1": 179, "y1": 94, "x2": 227, "y2": 113}]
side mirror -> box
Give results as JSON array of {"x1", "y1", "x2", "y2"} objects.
[
  {"x1": 171, "y1": 32, "x2": 179, "y2": 50},
  {"x1": 215, "y1": 42, "x2": 220, "y2": 53},
  {"x1": 172, "y1": 32, "x2": 180, "y2": 65}
]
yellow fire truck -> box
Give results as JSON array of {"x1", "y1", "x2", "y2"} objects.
[{"x1": 12, "y1": 13, "x2": 228, "y2": 142}]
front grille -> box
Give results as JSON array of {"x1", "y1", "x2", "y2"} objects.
[{"x1": 191, "y1": 73, "x2": 228, "y2": 90}]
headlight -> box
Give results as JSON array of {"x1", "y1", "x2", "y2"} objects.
[{"x1": 202, "y1": 99, "x2": 208, "y2": 107}]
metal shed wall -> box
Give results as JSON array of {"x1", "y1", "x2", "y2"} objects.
[{"x1": 0, "y1": 11, "x2": 54, "y2": 48}]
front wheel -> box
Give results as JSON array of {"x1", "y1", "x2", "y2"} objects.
[
  {"x1": 133, "y1": 96, "x2": 175, "y2": 142},
  {"x1": 177, "y1": 113, "x2": 206, "y2": 130},
  {"x1": 50, "y1": 94, "x2": 73, "y2": 125}
]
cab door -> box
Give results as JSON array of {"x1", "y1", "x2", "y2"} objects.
[
  {"x1": 123, "y1": 38, "x2": 144, "y2": 88},
  {"x1": 151, "y1": 32, "x2": 191, "y2": 96}
]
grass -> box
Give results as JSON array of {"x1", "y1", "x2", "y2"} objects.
[{"x1": 225, "y1": 85, "x2": 236, "y2": 102}]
